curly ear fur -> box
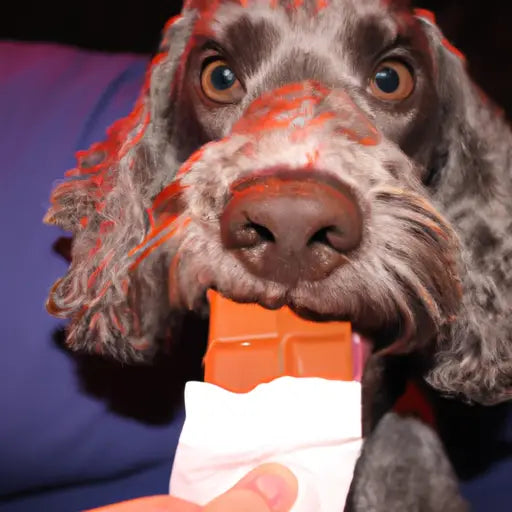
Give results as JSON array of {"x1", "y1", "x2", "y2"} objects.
[
  {"x1": 44, "y1": 11, "x2": 198, "y2": 361},
  {"x1": 416, "y1": 13, "x2": 512, "y2": 405}
]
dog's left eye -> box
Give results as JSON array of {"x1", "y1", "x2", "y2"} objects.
[
  {"x1": 369, "y1": 60, "x2": 415, "y2": 101},
  {"x1": 200, "y1": 58, "x2": 244, "y2": 104}
]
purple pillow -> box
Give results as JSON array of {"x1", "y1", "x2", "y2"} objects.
[{"x1": 0, "y1": 42, "x2": 187, "y2": 511}]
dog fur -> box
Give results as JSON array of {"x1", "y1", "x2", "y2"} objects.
[{"x1": 45, "y1": 1, "x2": 511, "y2": 509}]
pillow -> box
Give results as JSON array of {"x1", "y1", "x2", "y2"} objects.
[{"x1": 0, "y1": 42, "x2": 187, "y2": 511}]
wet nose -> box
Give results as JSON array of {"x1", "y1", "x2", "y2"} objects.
[{"x1": 220, "y1": 171, "x2": 363, "y2": 285}]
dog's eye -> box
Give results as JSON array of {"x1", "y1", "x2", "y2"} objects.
[
  {"x1": 370, "y1": 60, "x2": 414, "y2": 101},
  {"x1": 200, "y1": 58, "x2": 244, "y2": 104}
]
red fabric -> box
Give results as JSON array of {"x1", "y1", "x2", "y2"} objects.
[{"x1": 393, "y1": 380, "x2": 436, "y2": 429}]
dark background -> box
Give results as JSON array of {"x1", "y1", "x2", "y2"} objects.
[{"x1": 1, "y1": 0, "x2": 511, "y2": 115}]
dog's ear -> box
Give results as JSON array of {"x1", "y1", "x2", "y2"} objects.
[
  {"x1": 415, "y1": 11, "x2": 512, "y2": 404},
  {"x1": 44, "y1": 11, "x2": 198, "y2": 361}
]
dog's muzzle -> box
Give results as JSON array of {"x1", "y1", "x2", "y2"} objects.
[
  {"x1": 220, "y1": 170, "x2": 362, "y2": 285},
  {"x1": 218, "y1": 80, "x2": 377, "y2": 286}
]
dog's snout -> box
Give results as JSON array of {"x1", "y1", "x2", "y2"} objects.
[{"x1": 220, "y1": 171, "x2": 363, "y2": 284}]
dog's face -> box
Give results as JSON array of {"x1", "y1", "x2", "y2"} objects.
[
  {"x1": 45, "y1": 0, "x2": 512, "y2": 404},
  {"x1": 161, "y1": 0, "x2": 461, "y2": 350},
  {"x1": 175, "y1": 0, "x2": 439, "y2": 165}
]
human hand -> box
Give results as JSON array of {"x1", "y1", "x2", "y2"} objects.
[{"x1": 88, "y1": 463, "x2": 298, "y2": 512}]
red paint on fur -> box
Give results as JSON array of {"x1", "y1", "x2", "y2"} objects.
[
  {"x1": 131, "y1": 338, "x2": 151, "y2": 351},
  {"x1": 88, "y1": 238, "x2": 102, "y2": 258},
  {"x1": 87, "y1": 253, "x2": 113, "y2": 289},
  {"x1": 185, "y1": 0, "x2": 224, "y2": 37},
  {"x1": 230, "y1": 175, "x2": 325, "y2": 200},
  {"x1": 246, "y1": 81, "x2": 330, "y2": 113},
  {"x1": 413, "y1": 8, "x2": 466, "y2": 64},
  {"x1": 45, "y1": 279, "x2": 67, "y2": 316},
  {"x1": 186, "y1": 0, "x2": 292, "y2": 13},
  {"x1": 93, "y1": 281, "x2": 113, "y2": 303},
  {"x1": 45, "y1": 13, "x2": 189, "y2": 318},
  {"x1": 99, "y1": 220, "x2": 115, "y2": 234},
  {"x1": 358, "y1": 135, "x2": 379, "y2": 146},
  {"x1": 110, "y1": 311, "x2": 125, "y2": 335},
  {"x1": 89, "y1": 312, "x2": 100, "y2": 330},
  {"x1": 337, "y1": 126, "x2": 380, "y2": 146},
  {"x1": 413, "y1": 8, "x2": 435, "y2": 24},
  {"x1": 233, "y1": 84, "x2": 329, "y2": 136},
  {"x1": 119, "y1": 111, "x2": 151, "y2": 159},
  {"x1": 130, "y1": 178, "x2": 191, "y2": 263},
  {"x1": 128, "y1": 222, "x2": 176, "y2": 258},
  {"x1": 121, "y1": 279, "x2": 130, "y2": 295},
  {"x1": 204, "y1": 0, "x2": 327, "y2": 10},
  {"x1": 146, "y1": 208, "x2": 156, "y2": 229},
  {"x1": 305, "y1": 110, "x2": 336, "y2": 127},
  {"x1": 441, "y1": 39, "x2": 467, "y2": 64},
  {"x1": 176, "y1": 148, "x2": 206, "y2": 177},
  {"x1": 306, "y1": 149, "x2": 320, "y2": 168},
  {"x1": 152, "y1": 180, "x2": 186, "y2": 212},
  {"x1": 47, "y1": 22, "x2": 180, "y2": 234},
  {"x1": 163, "y1": 14, "x2": 183, "y2": 33},
  {"x1": 129, "y1": 217, "x2": 191, "y2": 271},
  {"x1": 234, "y1": 81, "x2": 380, "y2": 146},
  {"x1": 315, "y1": 0, "x2": 329, "y2": 11},
  {"x1": 176, "y1": 141, "x2": 226, "y2": 177}
]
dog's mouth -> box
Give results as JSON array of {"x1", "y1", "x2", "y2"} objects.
[
  {"x1": 189, "y1": 283, "x2": 412, "y2": 374},
  {"x1": 199, "y1": 281, "x2": 411, "y2": 344},
  {"x1": 194, "y1": 287, "x2": 378, "y2": 384}
]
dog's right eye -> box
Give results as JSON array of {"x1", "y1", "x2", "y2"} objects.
[
  {"x1": 200, "y1": 58, "x2": 244, "y2": 104},
  {"x1": 369, "y1": 60, "x2": 415, "y2": 101}
]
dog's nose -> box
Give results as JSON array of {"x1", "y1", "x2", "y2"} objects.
[{"x1": 220, "y1": 171, "x2": 362, "y2": 284}]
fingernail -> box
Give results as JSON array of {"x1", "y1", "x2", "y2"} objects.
[{"x1": 251, "y1": 474, "x2": 288, "y2": 509}]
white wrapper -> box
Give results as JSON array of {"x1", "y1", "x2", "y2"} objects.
[{"x1": 169, "y1": 376, "x2": 362, "y2": 511}]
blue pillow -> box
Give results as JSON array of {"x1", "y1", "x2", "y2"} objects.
[{"x1": 0, "y1": 42, "x2": 186, "y2": 511}]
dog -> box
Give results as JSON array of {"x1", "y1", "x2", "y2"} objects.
[{"x1": 44, "y1": 0, "x2": 512, "y2": 509}]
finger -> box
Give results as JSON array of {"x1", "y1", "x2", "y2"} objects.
[
  {"x1": 203, "y1": 489, "x2": 272, "y2": 512},
  {"x1": 203, "y1": 463, "x2": 298, "y2": 512},
  {"x1": 87, "y1": 494, "x2": 201, "y2": 512}
]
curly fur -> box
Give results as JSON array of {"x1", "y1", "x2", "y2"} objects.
[
  {"x1": 346, "y1": 412, "x2": 468, "y2": 511},
  {"x1": 45, "y1": 1, "x2": 511, "y2": 508},
  {"x1": 45, "y1": 12, "x2": 197, "y2": 358}
]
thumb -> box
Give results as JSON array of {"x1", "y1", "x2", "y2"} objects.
[{"x1": 203, "y1": 463, "x2": 298, "y2": 512}]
